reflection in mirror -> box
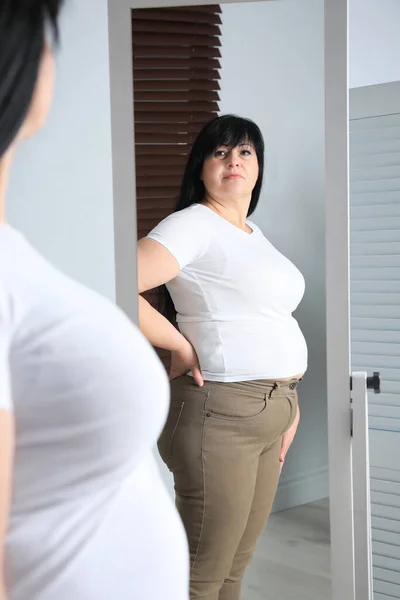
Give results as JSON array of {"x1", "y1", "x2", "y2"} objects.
[{"x1": 133, "y1": 1, "x2": 330, "y2": 598}]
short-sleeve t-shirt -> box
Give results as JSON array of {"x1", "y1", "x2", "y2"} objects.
[
  {"x1": 0, "y1": 223, "x2": 189, "y2": 600},
  {"x1": 148, "y1": 203, "x2": 308, "y2": 381}
]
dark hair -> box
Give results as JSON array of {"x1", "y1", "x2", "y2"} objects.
[
  {"x1": 157, "y1": 114, "x2": 265, "y2": 322},
  {"x1": 0, "y1": 0, "x2": 64, "y2": 157},
  {"x1": 177, "y1": 114, "x2": 264, "y2": 216}
]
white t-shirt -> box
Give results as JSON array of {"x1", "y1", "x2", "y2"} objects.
[
  {"x1": 0, "y1": 224, "x2": 189, "y2": 600},
  {"x1": 148, "y1": 203, "x2": 308, "y2": 381}
]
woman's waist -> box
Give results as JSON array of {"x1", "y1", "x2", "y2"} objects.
[
  {"x1": 178, "y1": 316, "x2": 306, "y2": 341},
  {"x1": 177, "y1": 312, "x2": 299, "y2": 324},
  {"x1": 182, "y1": 320, "x2": 307, "y2": 382}
]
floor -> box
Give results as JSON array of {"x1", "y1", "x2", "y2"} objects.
[{"x1": 242, "y1": 498, "x2": 331, "y2": 600}]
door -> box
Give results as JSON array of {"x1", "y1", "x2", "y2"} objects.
[
  {"x1": 350, "y1": 81, "x2": 400, "y2": 600},
  {"x1": 326, "y1": 1, "x2": 399, "y2": 594}
]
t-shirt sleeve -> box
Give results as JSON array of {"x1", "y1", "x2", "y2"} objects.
[
  {"x1": 0, "y1": 285, "x2": 12, "y2": 412},
  {"x1": 147, "y1": 211, "x2": 209, "y2": 270}
]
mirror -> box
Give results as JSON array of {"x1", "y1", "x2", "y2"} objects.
[{"x1": 132, "y1": 1, "x2": 330, "y2": 598}]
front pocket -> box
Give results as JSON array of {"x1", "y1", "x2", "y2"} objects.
[
  {"x1": 206, "y1": 384, "x2": 268, "y2": 421},
  {"x1": 283, "y1": 392, "x2": 299, "y2": 434},
  {"x1": 157, "y1": 401, "x2": 185, "y2": 465}
]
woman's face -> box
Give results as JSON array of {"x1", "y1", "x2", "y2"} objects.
[
  {"x1": 201, "y1": 142, "x2": 259, "y2": 201},
  {"x1": 18, "y1": 42, "x2": 55, "y2": 143}
]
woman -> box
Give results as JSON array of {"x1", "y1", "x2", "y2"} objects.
[
  {"x1": 138, "y1": 114, "x2": 307, "y2": 600},
  {"x1": 0, "y1": 2, "x2": 189, "y2": 599}
]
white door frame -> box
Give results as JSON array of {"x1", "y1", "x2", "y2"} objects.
[
  {"x1": 324, "y1": 0, "x2": 356, "y2": 598},
  {"x1": 107, "y1": 1, "x2": 354, "y2": 598}
]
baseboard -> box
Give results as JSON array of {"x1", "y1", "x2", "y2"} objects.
[{"x1": 271, "y1": 465, "x2": 329, "y2": 513}]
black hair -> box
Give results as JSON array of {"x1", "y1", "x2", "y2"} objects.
[
  {"x1": 177, "y1": 114, "x2": 264, "y2": 216},
  {"x1": 0, "y1": 0, "x2": 64, "y2": 157},
  {"x1": 157, "y1": 114, "x2": 265, "y2": 322}
]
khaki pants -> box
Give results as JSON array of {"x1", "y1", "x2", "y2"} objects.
[{"x1": 158, "y1": 375, "x2": 299, "y2": 600}]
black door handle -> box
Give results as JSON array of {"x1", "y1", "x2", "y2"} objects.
[
  {"x1": 367, "y1": 371, "x2": 381, "y2": 394},
  {"x1": 350, "y1": 371, "x2": 381, "y2": 394}
]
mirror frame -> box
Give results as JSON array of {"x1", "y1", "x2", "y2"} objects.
[{"x1": 107, "y1": 1, "x2": 353, "y2": 599}]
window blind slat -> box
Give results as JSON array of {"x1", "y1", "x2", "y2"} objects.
[
  {"x1": 134, "y1": 110, "x2": 217, "y2": 122},
  {"x1": 135, "y1": 100, "x2": 219, "y2": 113},
  {"x1": 352, "y1": 230, "x2": 400, "y2": 243},
  {"x1": 135, "y1": 155, "x2": 188, "y2": 168},
  {"x1": 350, "y1": 125, "x2": 400, "y2": 144},
  {"x1": 352, "y1": 327, "x2": 400, "y2": 341},
  {"x1": 352, "y1": 340, "x2": 400, "y2": 356},
  {"x1": 351, "y1": 191, "x2": 400, "y2": 206},
  {"x1": 131, "y1": 8, "x2": 222, "y2": 25},
  {"x1": 135, "y1": 144, "x2": 190, "y2": 155},
  {"x1": 350, "y1": 138, "x2": 400, "y2": 155},
  {"x1": 133, "y1": 57, "x2": 221, "y2": 70},
  {"x1": 351, "y1": 304, "x2": 400, "y2": 318},
  {"x1": 350, "y1": 113, "x2": 400, "y2": 131},
  {"x1": 136, "y1": 175, "x2": 183, "y2": 187},
  {"x1": 351, "y1": 242, "x2": 400, "y2": 256},
  {"x1": 135, "y1": 121, "x2": 207, "y2": 134},
  {"x1": 351, "y1": 218, "x2": 400, "y2": 232},
  {"x1": 132, "y1": 32, "x2": 221, "y2": 47},
  {"x1": 133, "y1": 69, "x2": 220, "y2": 81},
  {"x1": 351, "y1": 165, "x2": 400, "y2": 182},
  {"x1": 137, "y1": 187, "x2": 180, "y2": 199},
  {"x1": 351, "y1": 255, "x2": 400, "y2": 268},
  {"x1": 351, "y1": 203, "x2": 400, "y2": 218},
  {"x1": 135, "y1": 132, "x2": 198, "y2": 144},
  {"x1": 135, "y1": 90, "x2": 219, "y2": 102},
  {"x1": 132, "y1": 19, "x2": 221, "y2": 37},
  {"x1": 351, "y1": 177, "x2": 400, "y2": 194},
  {"x1": 134, "y1": 79, "x2": 220, "y2": 92},
  {"x1": 352, "y1": 152, "x2": 400, "y2": 170},
  {"x1": 167, "y1": 4, "x2": 222, "y2": 13},
  {"x1": 351, "y1": 267, "x2": 400, "y2": 281},
  {"x1": 133, "y1": 45, "x2": 221, "y2": 59}
]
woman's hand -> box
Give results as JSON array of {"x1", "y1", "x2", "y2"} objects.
[
  {"x1": 170, "y1": 340, "x2": 204, "y2": 387},
  {"x1": 279, "y1": 405, "x2": 300, "y2": 472},
  {"x1": 0, "y1": 581, "x2": 6, "y2": 600}
]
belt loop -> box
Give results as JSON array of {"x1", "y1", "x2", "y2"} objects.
[{"x1": 268, "y1": 382, "x2": 279, "y2": 399}]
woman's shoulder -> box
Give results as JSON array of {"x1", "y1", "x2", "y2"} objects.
[
  {"x1": 159, "y1": 204, "x2": 204, "y2": 224},
  {"x1": 149, "y1": 204, "x2": 209, "y2": 235}
]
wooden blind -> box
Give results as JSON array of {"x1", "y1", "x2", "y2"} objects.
[{"x1": 132, "y1": 5, "x2": 222, "y2": 368}]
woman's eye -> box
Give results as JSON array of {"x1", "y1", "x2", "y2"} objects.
[
  {"x1": 215, "y1": 150, "x2": 227, "y2": 157},
  {"x1": 241, "y1": 149, "x2": 252, "y2": 156}
]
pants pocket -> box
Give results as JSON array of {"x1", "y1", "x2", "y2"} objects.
[
  {"x1": 206, "y1": 383, "x2": 268, "y2": 421},
  {"x1": 283, "y1": 392, "x2": 298, "y2": 434},
  {"x1": 157, "y1": 401, "x2": 185, "y2": 465}
]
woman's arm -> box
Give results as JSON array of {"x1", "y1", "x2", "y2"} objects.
[
  {"x1": 137, "y1": 238, "x2": 203, "y2": 385},
  {"x1": 0, "y1": 410, "x2": 14, "y2": 599}
]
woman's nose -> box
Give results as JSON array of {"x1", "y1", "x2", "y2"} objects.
[{"x1": 228, "y1": 150, "x2": 241, "y2": 167}]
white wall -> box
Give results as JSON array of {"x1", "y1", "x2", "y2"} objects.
[
  {"x1": 350, "y1": 0, "x2": 400, "y2": 89},
  {"x1": 220, "y1": 0, "x2": 328, "y2": 510},
  {"x1": 8, "y1": 0, "x2": 115, "y2": 301}
]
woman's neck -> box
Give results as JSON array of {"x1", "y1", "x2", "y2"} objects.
[
  {"x1": 0, "y1": 149, "x2": 13, "y2": 223},
  {"x1": 202, "y1": 196, "x2": 251, "y2": 232}
]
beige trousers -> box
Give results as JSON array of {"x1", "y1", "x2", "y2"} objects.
[{"x1": 158, "y1": 375, "x2": 299, "y2": 600}]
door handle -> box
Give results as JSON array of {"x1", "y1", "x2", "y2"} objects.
[
  {"x1": 366, "y1": 371, "x2": 380, "y2": 394},
  {"x1": 350, "y1": 371, "x2": 380, "y2": 394}
]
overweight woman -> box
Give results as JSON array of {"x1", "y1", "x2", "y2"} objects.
[
  {"x1": 0, "y1": 2, "x2": 189, "y2": 599},
  {"x1": 138, "y1": 114, "x2": 307, "y2": 600}
]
